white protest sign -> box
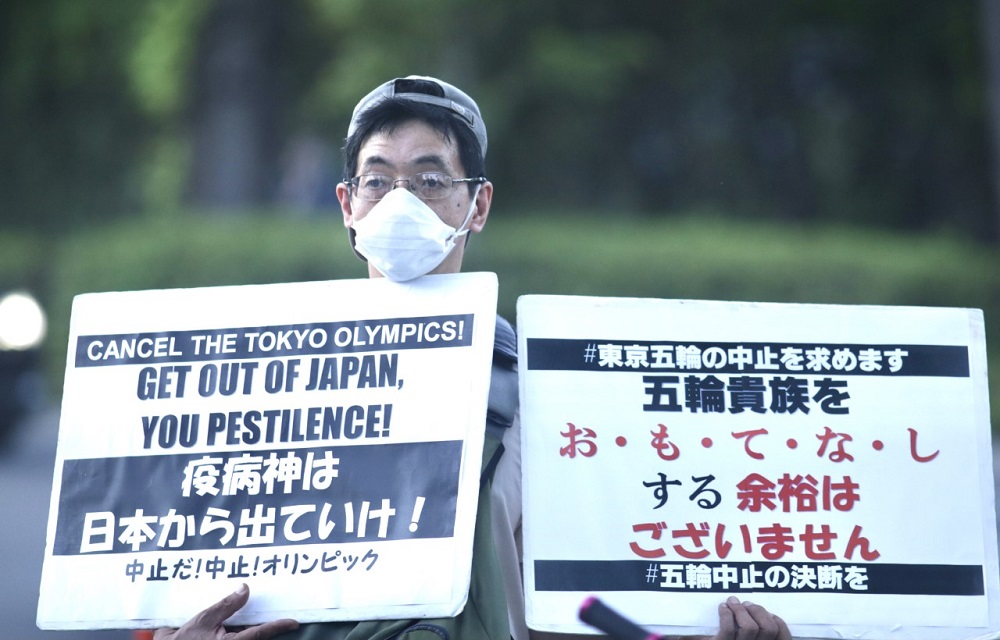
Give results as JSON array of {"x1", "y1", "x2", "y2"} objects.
[
  {"x1": 518, "y1": 295, "x2": 999, "y2": 640},
  {"x1": 37, "y1": 273, "x2": 498, "y2": 630}
]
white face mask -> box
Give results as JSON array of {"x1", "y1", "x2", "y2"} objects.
[{"x1": 351, "y1": 186, "x2": 479, "y2": 282}]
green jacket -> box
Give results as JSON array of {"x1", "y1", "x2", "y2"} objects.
[{"x1": 287, "y1": 316, "x2": 517, "y2": 640}]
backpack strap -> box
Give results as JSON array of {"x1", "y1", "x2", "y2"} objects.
[
  {"x1": 492, "y1": 315, "x2": 517, "y2": 367},
  {"x1": 485, "y1": 316, "x2": 517, "y2": 448},
  {"x1": 481, "y1": 316, "x2": 517, "y2": 490}
]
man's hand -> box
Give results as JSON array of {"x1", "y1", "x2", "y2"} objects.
[
  {"x1": 154, "y1": 584, "x2": 299, "y2": 640},
  {"x1": 713, "y1": 597, "x2": 790, "y2": 640}
]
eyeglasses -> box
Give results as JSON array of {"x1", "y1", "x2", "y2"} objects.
[{"x1": 346, "y1": 172, "x2": 485, "y2": 202}]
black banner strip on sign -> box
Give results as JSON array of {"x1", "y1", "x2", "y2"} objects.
[
  {"x1": 534, "y1": 560, "x2": 984, "y2": 596},
  {"x1": 53, "y1": 440, "x2": 462, "y2": 555},
  {"x1": 75, "y1": 314, "x2": 475, "y2": 367},
  {"x1": 526, "y1": 339, "x2": 970, "y2": 377}
]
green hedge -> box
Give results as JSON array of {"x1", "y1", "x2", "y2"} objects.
[
  {"x1": 42, "y1": 212, "x2": 359, "y2": 381},
  {"x1": 8, "y1": 209, "x2": 999, "y2": 426}
]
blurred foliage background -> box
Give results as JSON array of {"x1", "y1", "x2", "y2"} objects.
[
  {"x1": 3, "y1": 0, "x2": 998, "y2": 234},
  {"x1": 1, "y1": 0, "x2": 999, "y2": 422}
]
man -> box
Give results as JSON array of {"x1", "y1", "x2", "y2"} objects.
[{"x1": 156, "y1": 76, "x2": 790, "y2": 640}]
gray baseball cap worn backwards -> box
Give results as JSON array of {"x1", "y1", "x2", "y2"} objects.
[{"x1": 348, "y1": 75, "x2": 488, "y2": 158}]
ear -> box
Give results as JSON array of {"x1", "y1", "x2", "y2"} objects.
[
  {"x1": 336, "y1": 181, "x2": 354, "y2": 228},
  {"x1": 468, "y1": 180, "x2": 493, "y2": 234}
]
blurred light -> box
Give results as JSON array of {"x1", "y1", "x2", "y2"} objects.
[{"x1": 0, "y1": 291, "x2": 47, "y2": 351}]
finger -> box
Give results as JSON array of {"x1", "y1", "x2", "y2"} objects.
[
  {"x1": 726, "y1": 598, "x2": 761, "y2": 640},
  {"x1": 742, "y1": 602, "x2": 780, "y2": 640},
  {"x1": 153, "y1": 629, "x2": 176, "y2": 640},
  {"x1": 191, "y1": 583, "x2": 251, "y2": 630},
  {"x1": 713, "y1": 598, "x2": 738, "y2": 640},
  {"x1": 773, "y1": 615, "x2": 792, "y2": 640},
  {"x1": 232, "y1": 618, "x2": 300, "y2": 640}
]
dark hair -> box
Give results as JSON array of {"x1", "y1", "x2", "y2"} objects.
[{"x1": 343, "y1": 97, "x2": 486, "y2": 191}]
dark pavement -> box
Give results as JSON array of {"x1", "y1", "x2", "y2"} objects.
[{"x1": 0, "y1": 405, "x2": 130, "y2": 640}]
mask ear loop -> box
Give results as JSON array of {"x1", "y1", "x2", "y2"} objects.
[{"x1": 451, "y1": 182, "x2": 483, "y2": 243}]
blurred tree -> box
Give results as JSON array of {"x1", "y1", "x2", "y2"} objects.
[
  {"x1": 981, "y1": 0, "x2": 1000, "y2": 238},
  {"x1": 129, "y1": 0, "x2": 327, "y2": 210},
  {"x1": 186, "y1": 0, "x2": 286, "y2": 208},
  {"x1": 0, "y1": 0, "x2": 996, "y2": 241},
  {"x1": 0, "y1": 0, "x2": 148, "y2": 231},
  {"x1": 468, "y1": 1, "x2": 995, "y2": 239}
]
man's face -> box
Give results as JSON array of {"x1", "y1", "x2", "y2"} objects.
[{"x1": 336, "y1": 119, "x2": 493, "y2": 278}]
